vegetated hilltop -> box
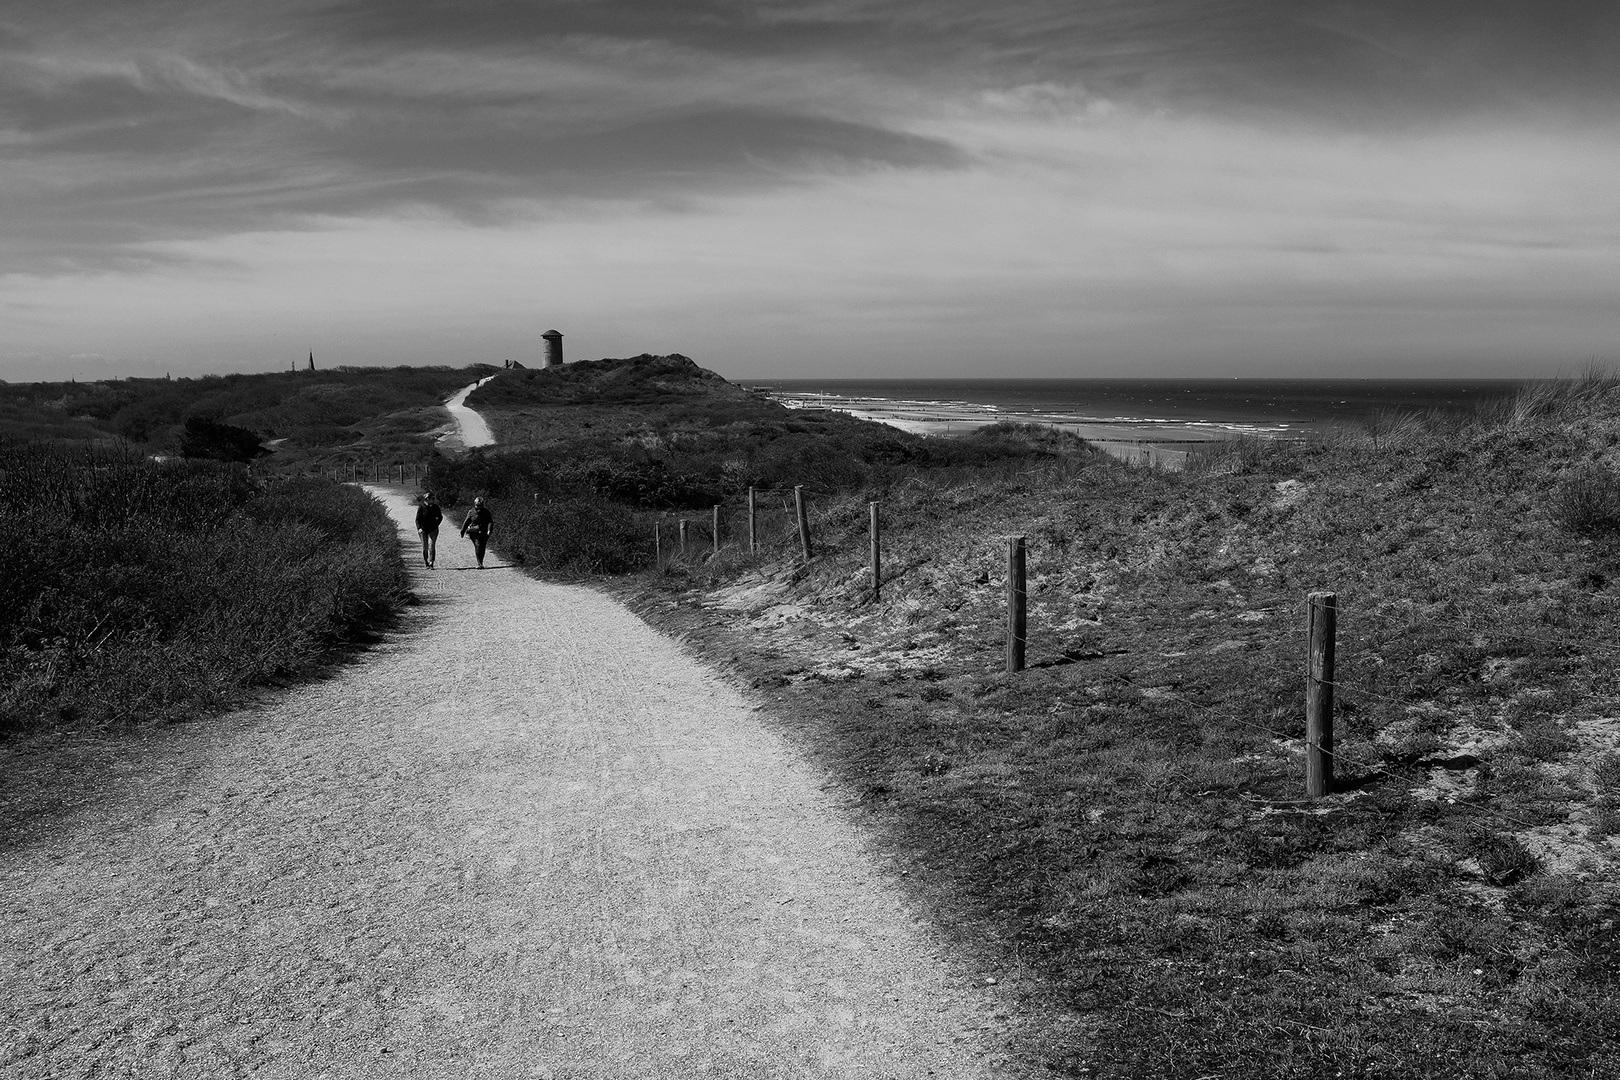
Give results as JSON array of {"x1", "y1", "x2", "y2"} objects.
[
  {"x1": 465, "y1": 352, "x2": 868, "y2": 449},
  {"x1": 453, "y1": 358, "x2": 1620, "y2": 1079},
  {"x1": 0, "y1": 365, "x2": 493, "y2": 466},
  {"x1": 432, "y1": 353, "x2": 1092, "y2": 575}
]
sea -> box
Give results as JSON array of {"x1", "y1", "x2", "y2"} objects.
[{"x1": 740, "y1": 378, "x2": 1527, "y2": 443}]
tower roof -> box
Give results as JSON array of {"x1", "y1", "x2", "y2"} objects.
[{"x1": 541, "y1": 329, "x2": 563, "y2": 338}]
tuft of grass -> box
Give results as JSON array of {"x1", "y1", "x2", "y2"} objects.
[{"x1": 1551, "y1": 465, "x2": 1620, "y2": 536}]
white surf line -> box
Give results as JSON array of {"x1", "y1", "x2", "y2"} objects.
[{"x1": 443, "y1": 375, "x2": 498, "y2": 448}]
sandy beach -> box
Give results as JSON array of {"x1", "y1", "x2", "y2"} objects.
[{"x1": 766, "y1": 389, "x2": 1297, "y2": 440}]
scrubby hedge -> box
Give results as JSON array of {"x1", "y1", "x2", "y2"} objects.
[{"x1": 0, "y1": 441, "x2": 407, "y2": 734}]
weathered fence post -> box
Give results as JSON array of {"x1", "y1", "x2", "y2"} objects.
[
  {"x1": 654, "y1": 521, "x2": 662, "y2": 566},
  {"x1": 869, "y1": 501, "x2": 881, "y2": 602},
  {"x1": 794, "y1": 486, "x2": 813, "y2": 563},
  {"x1": 748, "y1": 487, "x2": 757, "y2": 554},
  {"x1": 679, "y1": 519, "x2": 689, "y2": 555},
  {"x1": 1306, "y1": 592, "x2": 1336, "y2": 797},
  {"x1": 712, "y1": 505, "x2": 721, "y2": 557},
  {"x1": 1006, "y1": 535, "x2": 1027, "y2": 673}
]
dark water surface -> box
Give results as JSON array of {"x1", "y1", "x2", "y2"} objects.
[{"x1": 745, "y1": 378, "x2": 1526, "y2": 432}]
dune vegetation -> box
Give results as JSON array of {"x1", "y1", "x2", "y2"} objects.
[
  {"x1": 452, "y1": 357, "x2": 1620, "y2": 1080},
  {"x1": 0, "y1": 441, "x2": 407, "y2": 737},
  {"x1": 0, "y1": 364, "x2": 493, "y2": 469}
]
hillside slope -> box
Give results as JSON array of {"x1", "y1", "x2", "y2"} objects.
[
  {"x1": 0, "y1": 366, "x2": 492, "y2": 465},
  {"x1": 616, "y1": 378, "x2": 1620, "y2": 1079}
]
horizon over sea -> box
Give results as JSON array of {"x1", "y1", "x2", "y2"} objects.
[{"x1": 740, "y1": 377, "x2": 1528, "y2": 441}]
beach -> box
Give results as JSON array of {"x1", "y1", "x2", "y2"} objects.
[{"x1": 748, "y1": 377, "x2": 1524, "y2": 450}]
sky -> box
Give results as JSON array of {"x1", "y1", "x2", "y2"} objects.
[{"x1": 3, "y1": 0, "x2": 1619, "y2": 381}]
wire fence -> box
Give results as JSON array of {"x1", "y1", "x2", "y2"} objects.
[{"x1": 655, "y1": 482, "x2": 1610, "y2": 825}]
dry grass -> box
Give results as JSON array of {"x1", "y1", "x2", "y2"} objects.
[
  {"x1": 605, "y1": 376, "x2": 1620, "y2": 1079},
  {"x1": 0, "y1": 441, "x2": 407, "y2": 736}
]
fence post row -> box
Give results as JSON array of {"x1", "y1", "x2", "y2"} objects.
[
  {"x1": 1006, "y1": 535, "x2": 1026, "y2": 673},
  {"x1": 748, "y1": 487, "x2": 757, "y2": 554},
  {"x1": 712, "y1": 505, "x2": 721, "y2": 556},
  {"x1": 869, "y1": 502, "x2": 881, "y2": 602},
  {"x1": 795, "y1": 486, "x2": 813, "y2": 563},
  {"x1": 1306, "y1": 591, "x2": 1337, "y2": 798}
]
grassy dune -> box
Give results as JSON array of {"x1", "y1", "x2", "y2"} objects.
[
  {"x1": 0, "y1": 441, "x2": 407, "y2": 736},
  {"x1": 455, "y1": 359, "x2": 1620, "y2": 1079},
  {"x1": 614, "y1": 378, "x2": 1620, "y2": 1079}
]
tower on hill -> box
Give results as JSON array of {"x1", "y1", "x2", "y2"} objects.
[{"x1": 542, "y1": 329, "x2": 563, "y2": 368}]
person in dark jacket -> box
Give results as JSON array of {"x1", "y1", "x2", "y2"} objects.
[
  {"x1": 460, "y1": 496, "x2": 494, "y2": 568},
  {"x1": 415, "y1": 492, "x2": 443, "y2": 568}
]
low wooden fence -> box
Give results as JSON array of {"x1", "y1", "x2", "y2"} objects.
[{"x1": 646, "y1": 480, "x2": 1593, "y2": 816}]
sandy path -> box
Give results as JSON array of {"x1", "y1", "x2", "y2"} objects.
[
  {"x1": 0, "y1": 488, "x2": 1005, "y2": 1079},
  {"x1": 443, "y1": 377, "x2": 497, "y2": 449}
]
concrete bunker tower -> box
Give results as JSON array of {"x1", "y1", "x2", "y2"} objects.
[{"x1": 542, "y1": 329, "x2": 564, "y2": 368}]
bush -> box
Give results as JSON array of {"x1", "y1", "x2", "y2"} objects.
[
  {"x1": 496, "y1": 496, "x2": 650, "y2": 575},
  {"x1": 0, "y1": 441, "x2": 406, "y2": 734},
  {"x1": 177, "y1": 416, "x2": 267, "y2": 461},
  {"x1": 1551, "y1": 465, "x2": 1620, "y2": 536}
]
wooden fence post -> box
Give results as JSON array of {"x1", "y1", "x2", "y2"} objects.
[
  {"x1": 1006, "y1": 535, "x2": 1026, "y2": 673},
  {"x1": 654, "y1": 521, "x2": 662, "y2": 566},
  {"x1": 869, "y1": 501, "x2": 881, "y2": 602},
  {"x1": 748, "y1": 487, "x2": 757, "y2": 554},
  {"x1": 712, "y1": 505, "x2": 721, "y2": 556},
  {"x1": 794, "y1": 486, "x2": 813, "y2": 563},
  {"x1": 679, "y1": 519, "x2": 689, "y2": 555},
  {"x1": 1306, "y1": 592, "x2": 1336, "y2": 798}
]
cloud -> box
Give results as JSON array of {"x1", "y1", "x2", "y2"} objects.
[{"x1": 3, "y1": 0, "x2": 1620, "y2": 377}]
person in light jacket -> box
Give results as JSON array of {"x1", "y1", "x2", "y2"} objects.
[
  {"x1": 460, "y1": 496, "x2": 494, "y2": 569},
  {"x1": 414, "y1": 492, "x2": 442, "y2": 568}
]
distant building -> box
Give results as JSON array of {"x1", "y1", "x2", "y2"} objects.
[{"x1": 542, "y1": 329, "x2": 563, "y2": 368}]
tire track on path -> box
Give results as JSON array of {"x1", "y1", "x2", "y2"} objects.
[{"x1": 0, "y1": 486, "x2": 1008, "y2": 1078}]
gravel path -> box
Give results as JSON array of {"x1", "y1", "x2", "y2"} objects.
[
  {"x1": 0, "y1": 487, "x2": 1005, "y2": 1079},
  {"x1": 443, "y1": 377, "x2": 496, "y2": 449}
]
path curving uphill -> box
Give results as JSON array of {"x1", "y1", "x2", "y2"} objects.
[
  {"x1": 441, "y1": 376, "x2": 497, "y2": 450},
  {"x1": 0, "y1": 488, "x2": 1006, "y2": 1078}
]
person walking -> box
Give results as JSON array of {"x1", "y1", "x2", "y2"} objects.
[
  {"x1": 460, "y1": 496, "x2": 494, "y2": 569},
  {"x1": 415, "y1": 492, "x2": 443, "y2": 568}
]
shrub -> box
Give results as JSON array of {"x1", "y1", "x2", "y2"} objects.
[
  {"x1": 0, "y1": 440, "x2": 405, "y2": 735},
  {"x1": 494, "y1": 496, "x2": 650, "y2": 575},
  {"x1": 1551, "y1": 465, "x2": 1620, "y2": 536},
  {"x1": 177, "y1": 416, "x2": 267, "y2": 461}
]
